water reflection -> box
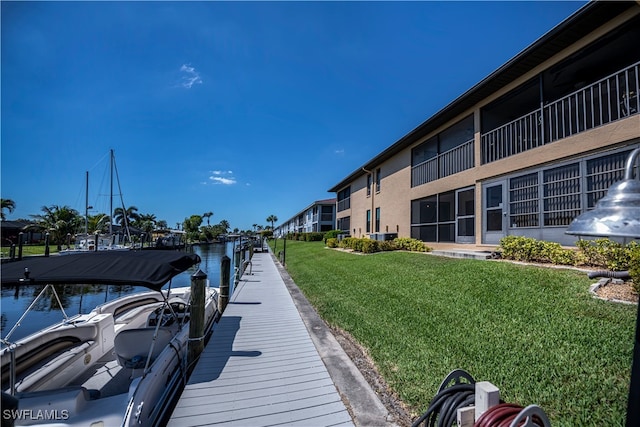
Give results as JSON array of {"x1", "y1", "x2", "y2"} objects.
[{"x1": 0, "y1": 242, "x2": 233, "y2": 342}]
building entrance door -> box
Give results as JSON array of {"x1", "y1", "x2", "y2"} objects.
[
  {"x1": 456, "y1": 187, "x2": 475, "y2": 243},
  {"x1": 484, "y1": 182, "x2": 507, "y2": 244}
]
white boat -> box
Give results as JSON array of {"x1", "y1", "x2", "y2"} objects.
[
  {"x1": 59, "y1": 232, "x2": 131, "y2": 255},
  {"x1": 1, "y1": 251, "x2": 220, "y2": 426},
  {"x1": 59, "y1": 149, "x2": 133, "y2": 255}
]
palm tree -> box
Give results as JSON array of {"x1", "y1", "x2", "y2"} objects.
[
  {"x1": 203, "y1": 211, "x2": 213, "y2": 226},
  {"x1": 113, "y1": 206, "x2": 140, "y2": 228},
  {"x1": 87, "y1": 213, "x2": 110, "y2": 234},
  {"x1": 28, "y1": 205, "x2": 82, "y2": 249},
  {"x1": 137, "y1": 213, "x2": 157, "y2": 229},
  {"x1": 136, "y1": 213, "x2": 157, "y2": 244},
  {"x1": 219, "y1": 219, "x2": 230, "y2": 233},
  {"x1": 1, "y1": 198, "x2": 16, "y2": 220},
  {"x1": 266, "y1": 215, "x2": 278, "y2": 231}
]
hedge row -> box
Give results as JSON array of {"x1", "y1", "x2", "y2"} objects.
[
  {"x1": 285, "y1": 232, "x2": 326, "y2": 242},
  {"x1": 499, "y1": 236, "x2": 640, "y2": 293},
  {"x1": 326, "y1": 236, "x2": 431, "y2": 254}
]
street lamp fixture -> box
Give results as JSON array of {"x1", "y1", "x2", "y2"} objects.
[
  {"x1": 565, "y1": 146, "x2": 640, "y2": 427},
  {"x1": 566, "y1": 148, "x2": 640, "y2": 239}
]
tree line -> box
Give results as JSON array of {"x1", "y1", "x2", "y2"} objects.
[{"x1": 1, "y1": 198, "x2": 278, "y2": 247}]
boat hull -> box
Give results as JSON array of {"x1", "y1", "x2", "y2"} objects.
[{"x1": 1, "y1": 286, "x2": 219, "y2": 427}]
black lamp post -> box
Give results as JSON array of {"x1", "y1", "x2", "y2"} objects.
[{"x1": 566, "y1": 147, "x2": 640, "y2": 426}]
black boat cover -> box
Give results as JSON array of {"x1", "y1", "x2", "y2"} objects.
[{"x1": 0, "y1": 251, "x2": 201, "y2": 291}]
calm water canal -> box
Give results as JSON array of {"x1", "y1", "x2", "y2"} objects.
[{"x1": 0, "y1": 242, "x2": 238, "y2": 343}]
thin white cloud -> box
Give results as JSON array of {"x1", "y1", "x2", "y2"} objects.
[
  {"x1": 335, "y1": 149, "x2": 345, "y2": 155},
  {"x1": 207, "y1": 170, "x2": 236, "y2": 185},
  {"x1": 180, "y1": 64, "x2": 202, "y2": 89},
  {"x1": 211, "y1": 177, "x2": 236, "y2": 185}
]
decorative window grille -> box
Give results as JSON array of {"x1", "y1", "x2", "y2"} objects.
[
  {"x1": 543, "y1": 163, "x2": 581, "y2": 226},
  {"x1": 509, "y1": 173, "x2": 539, "y2": 227},
  {"x1": 586, "y1": 150, "x2": 630, "y2": 209}
]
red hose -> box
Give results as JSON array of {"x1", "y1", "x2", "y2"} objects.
[{"x1": 474, "y1": 402, "x2": 547, "y2": 427}]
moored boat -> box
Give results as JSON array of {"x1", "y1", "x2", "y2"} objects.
[{"x1": 1, "y1": 251, "x2": 219, "y2": 426}]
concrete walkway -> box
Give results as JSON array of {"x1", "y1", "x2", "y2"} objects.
[{"x1": 168, "y1": 251, "x2": 393, "y2": 427}]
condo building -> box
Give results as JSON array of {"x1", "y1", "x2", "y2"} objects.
[
  {"x1": 275, "y1": 199, "x2": 337, "y2": 237},
  {"x1": 329, "y1": 1, "x2": 640, "y2": 247}
]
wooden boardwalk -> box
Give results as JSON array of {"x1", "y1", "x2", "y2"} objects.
[{"x1": 167, "y1": 251, "x2": 355, "y2": 427}]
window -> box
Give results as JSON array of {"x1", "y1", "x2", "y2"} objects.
[
  {"x1": 411, "y1": 196, "x2": 437, "y2": 242},
  {"x1": 439, "y1": 115, "x2": 474, "y2": 152},
  {"x1": 457, "y1": 188, "x2": 475, "y2": 238},
  {"x1": 375, "y1": 207, "x2": 380, "y2": 233},
  {"x1": 375, "y1": 168, "x2": 381, "y2": 192},
  {"x1": 366, "y1": 174, "x2": 372, "y2": 197},
  {"x1": 410, "y1": 193, "x2": 455, "y2": 242},
  {"x1": 412, "y1": 136, "x2": 438, "y2": 166},
  {"x1": 486, "y1": 185, "x2": 503, "y2": 232},
  {"x1": 366, "y1": 210, "x2": 371, "y2": 233},
  {"x1": 337, "y1": 216, "x2": 350, "y2": 232},
  {"x1": 543, "y1": 163, "x2": 581, "y2": 226},
  {"x1": 337, "y1": 187, "x2": 351, "y2": 212},
  {"x1": 438, "y1": 191, "x2": 455, "y2": 242},
  {"x1": 321, "y1": 205, "x2": 334, "y2": 222},
  {"x1": 509, "y1": 173, "x2": 539, "y2": 227}
]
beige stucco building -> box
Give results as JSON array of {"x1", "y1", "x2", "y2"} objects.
[{"x1": 329, "y1": 1, "x2": 640, "y2": 247}]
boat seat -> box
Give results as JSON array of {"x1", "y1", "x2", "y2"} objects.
[
  {"x1": 14, "y1": 386, "x2": 100, "y2": 419},
  {"x1": 113, "y1": 328, "x2": 175, "y2": 373},
  {"x1": 12, "y1": 341, "x2": 95, "y2": 393}
]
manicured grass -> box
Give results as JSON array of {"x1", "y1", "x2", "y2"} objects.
[
  {"x1": 0, "y1": 244, "x2": 58, "y2": 258},
  {"x1": 270, "y1": 240, "x2": 636, "y2": 426}
]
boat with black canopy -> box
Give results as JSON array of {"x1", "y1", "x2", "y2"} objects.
[{"x1": 1, "y1": 251, "x2": 219, "y2": 426}]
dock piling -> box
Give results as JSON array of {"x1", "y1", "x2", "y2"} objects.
[
  {"x1": 188, "y1": 268, "x2": 207, "y2": 367},
  {"x1": 219, "y1": 255, "x2": 230, "y2": 314}
]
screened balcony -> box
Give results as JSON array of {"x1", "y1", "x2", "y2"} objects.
[
  {"x1": 481, "y1": 61, "x2": 639, "y2": 164},
  {"x1": 411, "y1": 138, "x2": 474, "y2": 186}
]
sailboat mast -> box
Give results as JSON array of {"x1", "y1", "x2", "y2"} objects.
[
  {"x1": 85, "y1": 171, "x2": 89, "y2": 234},
  {"x1": 110, "y1": 149, "x2": 114, "y2": 236}
]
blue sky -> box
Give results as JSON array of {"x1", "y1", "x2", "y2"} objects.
[{"x1": 1, "y1": 1, "x2": 586, "y2": 231}]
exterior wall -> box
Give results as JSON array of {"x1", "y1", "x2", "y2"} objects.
[{"x1": 333, "y1": 5, "x2": 640, "y2": 246}]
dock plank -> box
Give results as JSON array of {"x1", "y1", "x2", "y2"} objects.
[{"x1": 168, "y1": 252, "x2": 354, "y2": 427}]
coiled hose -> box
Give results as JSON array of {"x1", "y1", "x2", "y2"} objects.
[
  {"x1": 412, "y1": 370, "x2": 551, "y2": 427},
  {"x1": 474, "y1": 403, "x2": 548, "y2": 427},
  {"x1": 411, "y1": 383, "x2": 475, "y2": 427},
  {"x1": 412, "y1": 371, "x2": 476, "y2": 427}
]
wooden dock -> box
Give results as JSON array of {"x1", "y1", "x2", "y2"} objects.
[{"x1": 167, "y1": 251, "x2": 355, "y2": 427}]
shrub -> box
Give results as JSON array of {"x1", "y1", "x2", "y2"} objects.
[
  {"x1": 627, "y1": 242, "x2": 640, "y2": 294},
  {"x1": 324, "y1": 230, "x2": 343, "y2": 240},
  {"x1": 359, "y1": 239, "x2": 379, "y2": 254},
  {"x1": 339, "y1": 237, "x2": 357, "y2": 250},
  {"x1": 575, "y1": 238, "x2": 630, "y2": 270},
  {"x1": 544, "y1": 242, "x2": 578, "y2": 265},
  {"x1": 326, "y1": 238, "x2": 339, "y2": 248},
  {"x1": 378, "y1": 240, "x2": 397, "y2": 251},
  {"x1": 393, "y1": 237, "x2": 430, "y2": 252},
  {"x1": 305, "y1": 232, "x2": 325, "y2": 242},
  {"x1": 500, "y1": 236, "x2": 542, "y2": 262}
]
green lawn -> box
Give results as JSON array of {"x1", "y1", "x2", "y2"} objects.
[
  {"x1": 270, "y1": 240, "x2": 635, "y2": 426},
  {"x1": 0, "y1": 244, "x2": 58, "y2": 258}
]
